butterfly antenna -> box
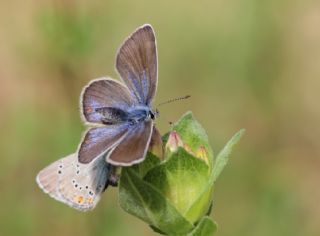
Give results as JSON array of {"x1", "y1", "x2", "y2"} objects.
[
  {"x1": 157, "y1": 95, "x2": 191, "y2": 108},
  {"x1": 156, "y1": 95, "x2": 190, "y2": 126}
]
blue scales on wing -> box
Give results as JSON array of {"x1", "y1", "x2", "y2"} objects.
[
  {"x1": 116, "y1": 24, "x2": 158, "y2": 105},
  {"x1": 78, "y1": 124, "x2": 129, "y2": 164},
  {"x1": 81, "y1": 78, "x2": 137, "y2": 124}
]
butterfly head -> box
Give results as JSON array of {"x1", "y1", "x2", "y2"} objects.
[{"x1": 152, "y1": 109, "x2": 160, "y2": 120}]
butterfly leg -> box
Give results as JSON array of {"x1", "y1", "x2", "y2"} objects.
[{"x1": 104, "y1": 165, "x2": 120, "y2": 190}]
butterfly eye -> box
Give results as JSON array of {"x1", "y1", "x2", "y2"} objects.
[{"x1": 149, "y1": 111, "x2": 155, "y2": 120}]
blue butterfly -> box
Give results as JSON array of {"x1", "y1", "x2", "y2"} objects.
[
  {"x1": 36, "y1": 24, "x2": 162, "y2": 211},
  {"x1": 79, "y1": 24, "x2": 161, "y2": 166}
]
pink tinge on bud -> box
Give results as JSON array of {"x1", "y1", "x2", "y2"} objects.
[{"x1": 166, "y1": 131, "x2": 184, "y2": 152}]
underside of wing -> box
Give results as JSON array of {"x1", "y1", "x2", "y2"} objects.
[
  {"x1": 36, "y1": 153, "x2": 110, "y2": 211},
  {"x1": 106, "y1": 120, "x2": 153, "y2": 166},
  {"x1": 116, "y1": 24, "x2": 158, "y2": 105}
]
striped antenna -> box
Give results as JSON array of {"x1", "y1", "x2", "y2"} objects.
[{"x1": 157, "y1": 95, "x2": 191, "y2": 108}]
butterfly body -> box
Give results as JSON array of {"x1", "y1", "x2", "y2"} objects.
[
  {"x1": 127, "y1": 106, "x2": 155, "y2": 124},
  {"x1": 36, "y1": 24, "x2": 163, "y2": 211}
]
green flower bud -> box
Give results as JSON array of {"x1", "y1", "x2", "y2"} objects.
[
  {"x1": 166, "y1": 131, "x2": 209, "y2": 165},
  {"x1": 119, "y1": 112, "x2": 244, "y2": 236}
]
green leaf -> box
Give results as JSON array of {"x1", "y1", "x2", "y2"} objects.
[
  {"x1": 144, "y1": 148, "x2": 210, "y2": 223},
  {"x1": 184, "y1": 186, "x2": 213, "y2": 224},
  {"x1": 212, "y1": 129, "x2": 245, "y2": 183},
  {"x1": 172, "y1": 111, "x2": 214, "y2": 167},
  {"x1": 186, "y1": 129, "x2": 245, "y2": 221},
  {"x1": 119, "y1": 168, "x2": 194, "y2": 235},
  {"x1": 149, "y1": 225, "x2": 167, "y2": 235},
  {"x1": 130, "y1": 152, "x2": 161, "y2": 178},
  {"x1": 187, "y1": 216, "x2": 217, "y2": 236}
]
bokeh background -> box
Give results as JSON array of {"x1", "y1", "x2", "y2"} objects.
[{"x1": 1, "y1": 0, "x2": 319, "y2": 235}]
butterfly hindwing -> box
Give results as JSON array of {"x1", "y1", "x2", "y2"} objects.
[
  {"x1": 107, "y1": 120, "x2": 153, "y2": 166},
  {"x1": 36, "y1": 153, "x2": 110, "y2": 211},
  {"x1": 148, "y1": 126, "x2": 163, "y2": 158}
]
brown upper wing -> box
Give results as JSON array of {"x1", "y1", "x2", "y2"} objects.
[
  {"x1": 106, "y1": 120, "x2": 153, "y2": 166},
  {"x1": 78, "y1": 124, "x2": 129, "y2": 164},
  {"x1": 116, "y1": 24, "x2": 158, "y2": 105},
  {"x1": 148, "y1": 126, "x2": 163, "y2": 159},
  {"x1": 81, "y1": 78, "x2": 136, "y2": 124}
]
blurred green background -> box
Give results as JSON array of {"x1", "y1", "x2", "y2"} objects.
[{"x1": 1, "y1": 0, "x2": 319, "y2": 235}]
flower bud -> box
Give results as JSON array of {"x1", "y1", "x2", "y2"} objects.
[
  {"x1": 165, "y1": 130, "x2": 184, "y2": 152},
  {"x1": 119, "y1": 112, "x2": 244, "y2": 236}
]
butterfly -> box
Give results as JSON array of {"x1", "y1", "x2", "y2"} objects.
[{"x1": 36, "y1": 24, "x2": 163, "y2": 211}]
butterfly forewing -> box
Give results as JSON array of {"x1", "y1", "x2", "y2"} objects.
[
  {"x1": 36, "y1": 153, "x2": 109, "y2": 211},
  {"x1": 81, "y1": 78, "x2": 137, "y2": 124},
  {"x1": 78, "y1": 124, "x2": 129, "y2": 164},
  {"x1": 116, "y1": 24, "x2": 158, "y2": 105}
]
